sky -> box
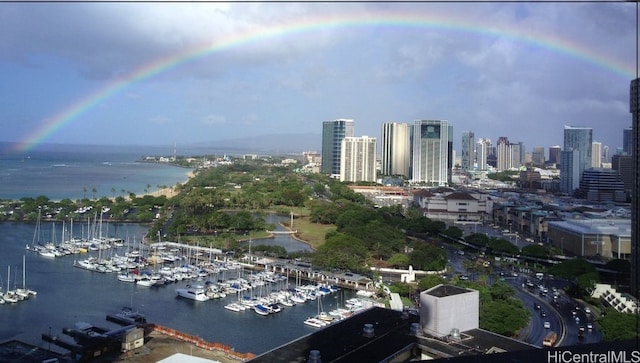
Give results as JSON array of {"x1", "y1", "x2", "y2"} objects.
[{"x1": 0, "y1": 2, "x2": 637, "y2": 155}]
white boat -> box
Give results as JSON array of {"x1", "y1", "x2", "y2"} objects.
[
  {"x1": 117, "y1": 272, "x2": 136, "y2": 283},
  {"x1": 303, "y1": 317, "x2": 327, "y2": 328},
  {"x1": 135, "y1": 275, "x2": 156, "y2": 287},
  {"x1": 38, "y1": 249, "x2": 56, "y2": 258},
  {"x1": 16, "y1": 255, "x2": 36, "y2": 297},
  {"x1": 224, "y1": 303, "x2": 245, "y2": 312},
  {"x1": 176, "y1": 285, "x2": 210, "y2": 301}
]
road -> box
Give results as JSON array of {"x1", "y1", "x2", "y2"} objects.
[{"x1": 443, "y1": 243, "x2": 603, "y2": 347}]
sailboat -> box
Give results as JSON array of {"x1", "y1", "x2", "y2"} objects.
[
  {"x1": 304, "y1": 293, "x2": 333, "y2": 327},
  {"x1": 15, "y1": 255, "x2": 36, "y2": 298},
  {"x1": 3, "y1": 266, "x2": 19, "y2": 303}
]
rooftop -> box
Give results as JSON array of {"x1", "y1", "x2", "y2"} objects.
[{"x1": 425, "y1": 284, "x2": 472, "y2": 298}]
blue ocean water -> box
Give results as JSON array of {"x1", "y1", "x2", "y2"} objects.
[{"x1": 0, "y1": 142, "x2": 194, "y2": 200}]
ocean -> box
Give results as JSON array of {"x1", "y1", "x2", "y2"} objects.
[
  {"x1": 0, "y1": 142, "x2": 200, "y2": 200},
  {"x1": 0, "y1": 143, "x2": 334, "y2": 356}
]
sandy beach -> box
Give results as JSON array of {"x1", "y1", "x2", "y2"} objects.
[{"x1": 146, "y1": 170, "x2": 196, "y2": 198}]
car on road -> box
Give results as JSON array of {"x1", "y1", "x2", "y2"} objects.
[
  {"x1": 585, "y1": 307, "x2": 591, "y2": 314},
  {"x1": 587, "y1": 322, "x2": 593, "y2": 330},
  {"x1": 544, "y1": 321, "x2": 551, "y2": 329}
]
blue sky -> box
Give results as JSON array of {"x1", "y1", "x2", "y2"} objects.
[{"x1": 0, "y1": 2, "x2": 636, "y2": 154}]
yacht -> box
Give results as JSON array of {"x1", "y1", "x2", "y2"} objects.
[
  {"x1": 303, "y1": 317, "x2": 327, "y2": 328},
  {"x1": 176, "y1": 285, "x2": 210, "y2": 302}
]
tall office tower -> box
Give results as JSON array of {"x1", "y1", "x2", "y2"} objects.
[
  {"x1": 624, "y1": 127, "x2": 633, "y2": 155},
  {"x1": 496, "y1": 137, "x2": 511, "y2": 171},
  {"x1": 561, "y1": 126, "x2": 593, "y2": 194},
  {"x1": 340, "y1": 136, "x2": 377, "y2": 182},
  {"x1": 564, "y1": 125, "x2": 593, "y2": 171},
  {"x1": 321, "y1": 119, "x2": 354, "y2": 176},
  {"x1": 560, "y1": 149, "x2": 580, "y2": 194},
  {"x1": 549, "y1": 145, "x2": 561, "y2": 165},
  {"x1": 381, "y1": 122, "x2": 411, "y2": 177},
  {"x1": 591, "y1": 141, "x2": 602, "y2": 168},
  {"x1": 603, "y1": 145, "x2": 610, "y2": 164},
  {"x1": 411, "y1": 120, "x2": 451, "y2": 186},
  {"x1": 476, "y1": 138, "x2": 491, "y2": 170},
  {"x1": 630, "y1": 78, "x2": 640, "y2": 297},
  {"x1": 511, "y1": 142, "x2": 522, "y2": 169},
  {"x1": 532, "y1": 147, "x2": 545, "y2": 165},
  {"x1": 461, "y1": 131, "x2": 475, "y2": 171}
]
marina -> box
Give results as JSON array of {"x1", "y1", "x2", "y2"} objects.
[{"x1": 0, "y1": 221, "x2": 370, "y2": 356}]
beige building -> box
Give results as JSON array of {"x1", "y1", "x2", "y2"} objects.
[
  {"x1": 413, "y1": 189, "x2": 492, "y2": 225},
  {"x1": 340, "y1": 136, "x2": 377, "y2": 182}
]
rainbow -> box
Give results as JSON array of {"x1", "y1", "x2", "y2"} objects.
[{"x1": 15, "y1": 9, "x2": 636, "y2": 151}]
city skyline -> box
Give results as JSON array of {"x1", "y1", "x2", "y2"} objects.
[{"x1": 0, "y1": 3, "x2": 635, "y2": 152}]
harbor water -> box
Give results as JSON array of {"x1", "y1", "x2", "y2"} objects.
[{"x1": 0, "y1": 221, "x2": 351, "y2": 355}]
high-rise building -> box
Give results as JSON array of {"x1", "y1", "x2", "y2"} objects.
[
  {"x1": 496, "y1": 137, "x2": 511, "y2": 171},
  {"x1": 560, "y1": 126, "x2": 592, "y2": 194},
  {"x1": 624, "y1": 127, "x2": 633, "y2": 155},
  {"x1": 461, "y1": 131, "x2": 475, "y2": 171},
  {"x1": 630, "y1": 78, "x2": 640, "y2": 297},
  {"x1": 549, "y1": 145, "x2": 561, "y2": 165},
  {"x1": 340, "y1": 136, "x2": 377, "y2": 183},
  {"x1": 612, "y1": 154, "x2": 633, "y2": 194},
  {"x1": 381, "y1": 122, "x2": 411, "y2": 177},
  {"x1": 411, "y1": 120, "x2": 451, "y2": 186},
  {"x1": 511, "y1": 142, "x2": 523, "y2": 169},
  {"x1": 592, "y1": 141, "x2": 602, "y2": 168},
  {"x1": 321, "y1": 119, "x2": 354, "y2": 176},
  {"x1": 532, "y1": 147, "x2": 545, "y2": 165},
  {"x1": 476, "y1": 138, "x2": 491, "y2": 171},
  {"x1": 560, "y1": 149, "x2": 580, "y2": 194}
]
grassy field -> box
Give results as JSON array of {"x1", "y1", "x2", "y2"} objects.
[{"x1": 292, "y1": 215, "x2": 334, "y2": 249}]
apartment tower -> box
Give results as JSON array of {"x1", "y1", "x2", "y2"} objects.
[
  {"x1": 381, "y1": 122, "x2": 411, "y2": 178},
  {"x1": 340, "y1": 136, "x2": 377, "y2": 183},
  {"x1": 411, "y1": 120, "x2": 452, "y2": 186},
  {"x1": 321, "y1": 119, "x2": 354, "y2": 177}
]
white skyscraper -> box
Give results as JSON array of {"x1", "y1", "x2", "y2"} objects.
[
  {"x1": 340, "y1": 136, "x2": 377, "y2": 182},
  {"x1": 411, "y1": 120, "x2": 452, "y2": 186},
  {"x1": 476, "y1": 138, "x2": 491, "y2": 170},
  {"x1": 381, "y1": 122, "x2": 411, "y2": 177},
  {"x1": 592, "y1": 141, "x2": 602, "y2": 168}
]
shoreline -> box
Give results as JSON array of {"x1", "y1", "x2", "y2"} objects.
[{"x1": 144, "y1": 169, "x2": 196, "y2": 199}]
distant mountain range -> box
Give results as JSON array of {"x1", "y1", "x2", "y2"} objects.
[{"x1": 189, "y1": 133, "x2": 322, "y2": 155}]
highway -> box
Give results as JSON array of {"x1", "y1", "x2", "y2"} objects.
[{"x1": 442, "y1": 242, "x2": 603, "y2": 348}]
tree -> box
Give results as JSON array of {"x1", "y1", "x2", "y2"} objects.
[
  {"x1": 598, "y1": 308, "x2": 640, "y2": 341},
  {"x1": 443, "y1": 226, "x2": 463, "y2": 240},
  {"x1": 418, "y1": 274, "x2": 446, "y2": 291},
  {"x1": 387, "y1": 253, "x2": 410, "y2": 269}
]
